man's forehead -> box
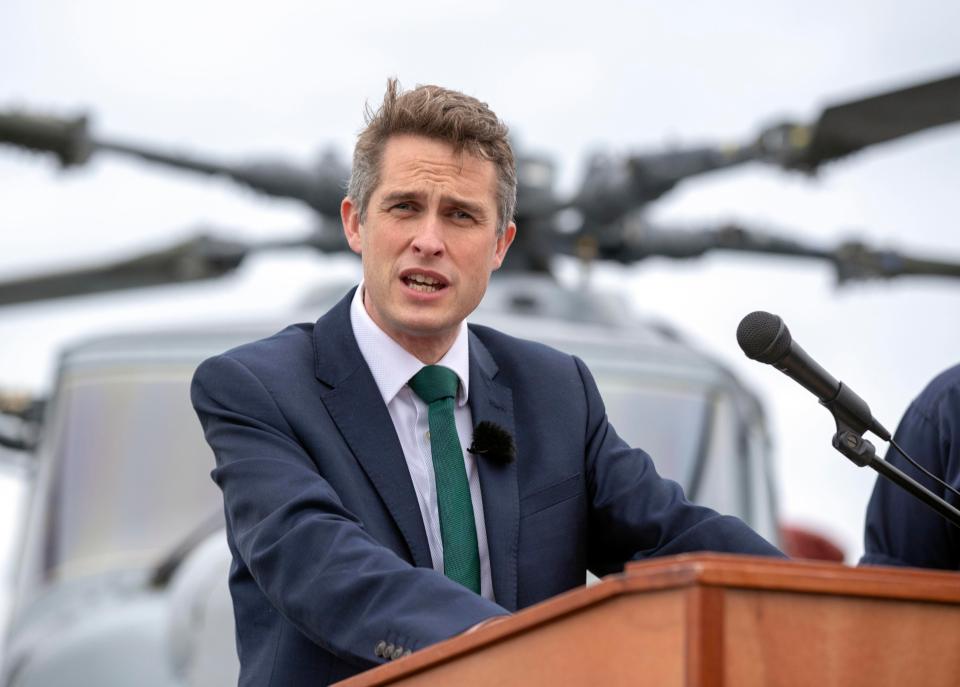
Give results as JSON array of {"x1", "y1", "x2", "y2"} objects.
[{"x1": 376, "y1": 135, "x2": 497, "y2": 200}]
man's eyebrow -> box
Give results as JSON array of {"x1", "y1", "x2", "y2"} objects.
[
  {"x1": 445, "y1": 196, "x2": 488, "y2": 217},
  {"x1": 379, "y1": 190, "x2": 425, "y2": 205},
  {"x1": 379, "y1": 190, "x2": 489, "y2": 216}
]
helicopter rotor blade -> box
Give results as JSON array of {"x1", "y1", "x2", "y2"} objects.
[
  {"x1": 804, "y1": 72, "x2": 960, "y2": 170},
  {"x1": 0, "y1": 227, "x2": 353, "y2": 307},
  {"x1": 830, "y1": 239, "x2": 960, "y2": 284},
  {"x1": 574, "y1": 144, "x2": 762, "y2": 224},
  {"x1": 594, "y1": 71, "x2": 960, "y2": 218},
  {"x1": 760, "y1": 72, "x2": 960, "y2": 172},
  {"x1": 96, "y1": 139, "x2": 348, "y2": 217},
  {"x1": 581, "y1": 221, "x2": 960, "y2": 284},
  {"x1": 0, "y1": 109, "x2": 349, "y2": 217},
  {"x1": 0, "y1": 111, "x2": 93, "y2": 166},
  {"x1": 0, "y1": 234, "x2": 250, "y2": 306}
]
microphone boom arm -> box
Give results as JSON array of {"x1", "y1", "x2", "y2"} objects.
[{"x1": 832, "y1": 427, "x2": 960, "y2": 529}]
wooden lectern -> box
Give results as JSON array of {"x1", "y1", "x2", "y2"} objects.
[{"x1": 336, "y1": 554, "x2": 960, "y2": 686}]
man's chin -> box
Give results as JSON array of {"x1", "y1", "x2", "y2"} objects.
[
  {"x1": 396, "y1": 319, "x2": 458, "y2": 340},
  {"x1": 389, "y1": 309, "x2": 463, "y2": 336},
  {"x1": 391, "y1": 301, "x2": 461, "y2": 330}
]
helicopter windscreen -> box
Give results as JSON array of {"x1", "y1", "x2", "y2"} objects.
[
  {"x1": 575, "y1": 359, "x2": 771, "y2": 533},
  {"x1": 596, "y1": 374, "x2": 709, "y2": 482},
  {"x1": 37, "y1": 364, "x2": 220, "y2": 583}
]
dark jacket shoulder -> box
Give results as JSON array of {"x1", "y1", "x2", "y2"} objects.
[
  {"x1": 911, "y1": 363, "x2": 960, "y2": 422},
  {"x1": 467, "y1": 322, "x2": 581, "y2": 376}
]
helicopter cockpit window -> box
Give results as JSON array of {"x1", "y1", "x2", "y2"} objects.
[
  {"x1": 41, "y1": 365, "x2": 219, "y2": 582},
  {"x1": 590, "y1": 371, "x2": 711, "y2": 487},
  {"x1": 586, "y1": 365, "x2": 755, "y2": 527}
]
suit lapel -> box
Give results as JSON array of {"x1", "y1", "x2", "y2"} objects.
[
  {"x1": 312, "y1": 289, "x2": 433, "y2": 569},
  {"x1": 468, "y1": 330, "x2": 520, "y2": 612}
]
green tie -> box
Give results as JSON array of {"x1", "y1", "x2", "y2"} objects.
[{"x1": 408, "y1": 365, "x2": 481, "y2": 594}]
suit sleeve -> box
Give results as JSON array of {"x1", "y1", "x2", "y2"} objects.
[
  {"x1": 861, "y1": 391, "x2": 960, "y2": 569},
  {"x1": 572, "y1": 356, "x2": 783, "y2": 575},
  {"x1": 191, "y1": 354, "x2": 508, "y2": 669}
]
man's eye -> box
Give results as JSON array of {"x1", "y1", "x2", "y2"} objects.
[
  {"x1": 452, "y1": 210, "x2": 474, "y2": 221},
  {"x1": 392, "y1": 202, "x2": 414, "y2": 211}
]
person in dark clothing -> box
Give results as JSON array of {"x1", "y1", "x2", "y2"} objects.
[{"x1": 861, "y1": 363, "x2": 960, "y2": 569}]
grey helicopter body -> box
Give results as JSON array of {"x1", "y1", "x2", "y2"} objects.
[{"x1": 0, "y1": 73, "x2": 959, "y2": 686}]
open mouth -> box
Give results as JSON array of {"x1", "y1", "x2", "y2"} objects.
[{"x1": 401, "y1": 272, "x2": 448, "y2": 293}]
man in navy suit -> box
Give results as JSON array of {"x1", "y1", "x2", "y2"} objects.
[{"x1": 191, "y1": 79, "x2": 781, "y2": 686}]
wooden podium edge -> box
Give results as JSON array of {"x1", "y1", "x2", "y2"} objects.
[
  {"x1": 334, "y1": 564, "x2": 642, "y2": 686},
  {"x1": 628, "y1": 553, "x2": 960, "y2": 603},
  {"x1": 334, "y1": 554, "x2": 960, "y2": 686}
]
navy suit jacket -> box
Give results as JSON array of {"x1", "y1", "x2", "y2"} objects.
[{"x1": 191, "y1": 288, "x2": 780, "y2": 686}]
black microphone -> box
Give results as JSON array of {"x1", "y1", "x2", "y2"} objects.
[
  {"x1": 468, "y1": 421, "x2": 516, "y2": 465},
  {"x1": 736, "y1": 311, "x2": 890, "y2": 440},
  {"x1": 737, "y1": 311, "x2": 960, "y2": 529}
]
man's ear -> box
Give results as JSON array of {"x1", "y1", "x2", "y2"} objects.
[
  {"x1": 492, "y1": 222, "x2": 517, "y2": 270},
  {"x1": 341, "y1": 197, "x2": 363, "y2": 255}
]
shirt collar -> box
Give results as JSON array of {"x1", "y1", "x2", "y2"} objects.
[{"x1": 350, "y1": 283, "x2": 470, "y2": 407}]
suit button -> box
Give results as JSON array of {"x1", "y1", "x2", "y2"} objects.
[
  {"x1": 384, "y1": 643, "x2": 395, "y2": 659},
  {"x1": 391, "y1": 646, "x2": 404, "y2": 660},
  {"x1": 374, "y1": 640, "x2": 387, "y2": 658}
]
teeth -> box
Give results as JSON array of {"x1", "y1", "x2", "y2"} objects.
[
  {"x1": 407, "y1": 274, "x2": 439, "y2": 285},
  {"x1": 405, "y1": 274, "x2": 444, "y2": 292}
]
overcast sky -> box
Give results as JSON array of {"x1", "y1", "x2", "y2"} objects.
[{"x1": 1, "y1": 0, "x2": 959, "y2": 631}]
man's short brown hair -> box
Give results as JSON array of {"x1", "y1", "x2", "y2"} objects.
[{"x1": 347, "y1": 79, "x2": 517, "y2": 236}]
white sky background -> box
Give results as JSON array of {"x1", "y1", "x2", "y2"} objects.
[{"x1": 0, "y1": 0, "x2": 959, "y2": 633}]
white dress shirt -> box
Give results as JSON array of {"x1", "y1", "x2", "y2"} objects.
[{"x1": 349, "y1": 284, "x2": 494, "y2": 601}]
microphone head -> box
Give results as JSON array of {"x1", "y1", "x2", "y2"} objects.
[{"x1": 737, "y1": 311, "x2": 792, "y2": 364}]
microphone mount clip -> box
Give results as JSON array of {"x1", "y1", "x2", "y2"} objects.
[
  {"x1": 823, "y1": 382, "x2": 882, "y2": 468},
  {"x1": 832, "y1": 430, "x2": 876, "y2": 468}
]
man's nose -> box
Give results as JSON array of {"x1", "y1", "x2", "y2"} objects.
[{"x1": 411, "y1": 214, "x2": 444, "y2": 257}]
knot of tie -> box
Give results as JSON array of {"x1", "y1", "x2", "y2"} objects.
[{"x1": 409, "y1": 365, "x2": 459, "y2": 404}]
